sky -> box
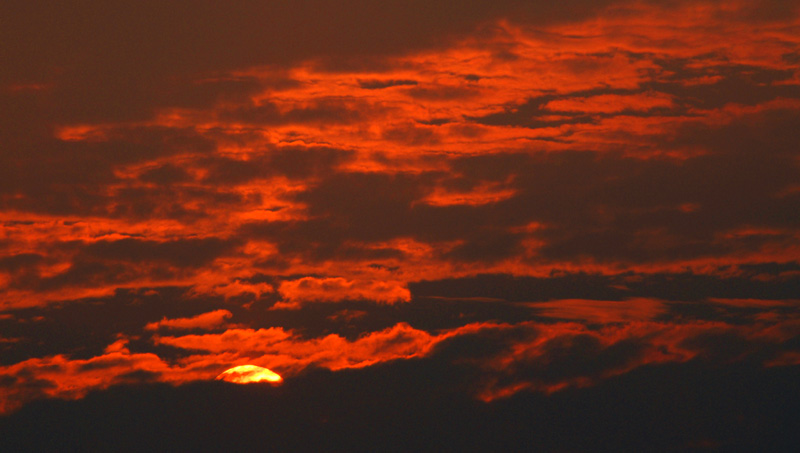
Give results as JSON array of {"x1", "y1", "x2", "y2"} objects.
[{"x1": 1, "y1": 0, "x2": 799, "y2": 450}]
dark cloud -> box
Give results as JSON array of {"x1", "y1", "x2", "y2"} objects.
[
  {"x1": 0, "y1": 254, "x2": 43, "y2": 272},
  {"x1": 296, "y1": 172, "x2": 431, "y2": 239},
  {"x1": 649, "y1": 60, "x2": 800, "y2": 109},
  {"x1": 0, "y1": 127, "x2": 216, "y2": 216},
  {"x1": 512, "y1": 333, "x2": 646, "y2": 382},
  {"x1": 468, "y1": 89, "x2": 623, "y2": 129},
  {"x1": 0, "y1": 287, "x2": 228, "y2": 365},
  {"x1": 107, "y1": 185, "x2": 246, "y2": 221},
  {"x1": 201, "y1": 146, "x2": 354, "y2": 185},
  {"x1": 1, "y1": 0, "x2": 621, "y2": 127},
  {"x1": 13, "y1": 267, "x2": 795, "y2": 370},
  {"x1": 138, "y1": 164, "x2": 194, "y2": 185},
  {"x1": 82, "y1": 237, "x2": 237, "y2": 268},
  {"x1": 470, "y1": 58, "x2": 800, "y2": 129},
  {"x1": 410, "y1": 270, "x2": 800, "y2": 304},
  {"x1": 443, "y1": 231, "x2": 524, "y2": 263},
  {"x1": 243, "y1": 111, "x2": 798, "y2": 265},
  {"x1": 0, "y1": 237, "x2": 240, "y2": 294},
  {"x1": 358, "y1": 79, "x2": 419, "y2": 89},
  {"x1": 220, "y1": 99, "x2": 375, "y2": 126},
  {"x1": 381, "y1": 123, "x2": 442, "y2": 146}
]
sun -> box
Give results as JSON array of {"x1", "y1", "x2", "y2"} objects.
[{"x1": 216, "y1": 365, "x2": 283, "y2": 385}]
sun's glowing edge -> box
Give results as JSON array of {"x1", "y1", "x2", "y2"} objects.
[{"x1": 216, "y1": 365, "x2": 283, "y2": 385}]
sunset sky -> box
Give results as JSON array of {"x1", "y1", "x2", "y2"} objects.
[{"x1": 2, "y1": 1, "x2": 799, "y2": 450}]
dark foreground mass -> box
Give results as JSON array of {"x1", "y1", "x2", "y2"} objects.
[{"x1": 2, "y1": 358, "x2": 798, "y2": 452}]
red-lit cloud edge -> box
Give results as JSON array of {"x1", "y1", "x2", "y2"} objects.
[
  {"x1": 1, "y1": 0, "x2": 799, "y2": 414},
  {"x1": 2, "y1": 300, "x2": 799, "y2": 414}
]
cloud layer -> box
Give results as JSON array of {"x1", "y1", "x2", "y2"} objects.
[{"x1": 0, "y1": 1, "x2": 798, "y2": 431}]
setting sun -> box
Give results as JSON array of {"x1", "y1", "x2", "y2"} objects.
[{"x1": 216, "y1": 365, "x2": 283, "y2": 385}]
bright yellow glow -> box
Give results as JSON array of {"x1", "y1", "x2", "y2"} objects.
[{"x1": 215, "y1": 365, "x2": 283, "y2": 384}]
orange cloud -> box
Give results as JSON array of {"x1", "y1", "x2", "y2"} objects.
[
  {"x1": 3, "y1": 312, "x2": 798, "y2": 415},
  {"x1": 473, "y1": 315, "x2": 800, "y2": 402},
  {"x1": 3, "y1": 2, "x2": 799, "y2": 314},
  {"x1": 275, "y1": 277, "x2": 411, "y2": 309},
  {"x1": 764, "y1": 351, "x2": 800, "y2": 367},
  {"x1": 0, "y1": 348, "x2": 174, "y2": 415},
  {"x1": 543, "y1": 93, "x2": 675, "y2": 114},
  {"x1": 528, "y1": 298, "x2": 667, "y2": 324},
  {"x1": 2, "y1": 0, "x2": 800, "y2": 420},
  {"x1": 419, "y1": 182, "x2": 517, "y2": 207},
  {"x1": 190, "y1": 279, "x2": 274, "y2": 301},
  {"x1": 144, "y1": 309, "x2": 234, "y2": 331},
  {"x1": 708, "y1": 298, "x2": 795, "y2": 308},
  {"x1": 0, "y1": 322, "x2": 497, "y2": 414},
  {"x1": 153, "y1": 322, "x2": 445, "y2": 374}
]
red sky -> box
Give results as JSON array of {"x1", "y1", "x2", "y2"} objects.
[{"x1": 1, "y1": 1, "x2": 800, "y2": 449}]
